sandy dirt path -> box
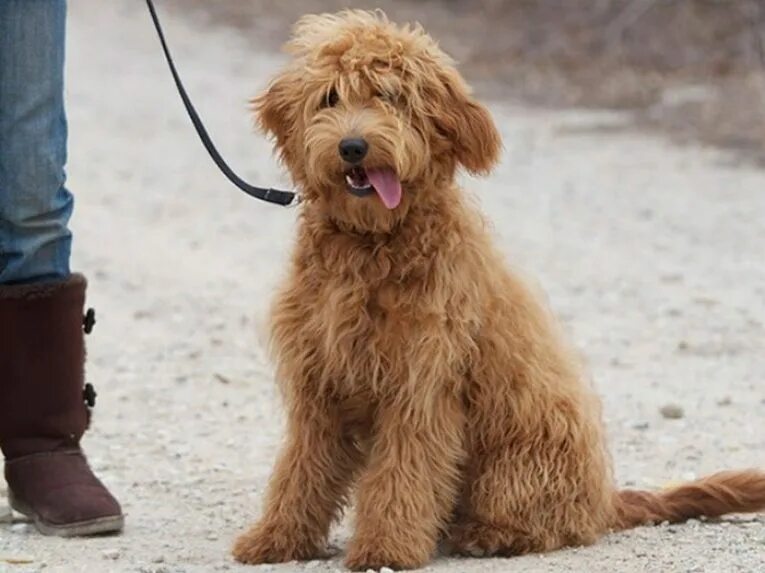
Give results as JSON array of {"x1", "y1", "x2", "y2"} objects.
[{"x1": 1, "y1": 2, "x2": 764, "y2": 572}]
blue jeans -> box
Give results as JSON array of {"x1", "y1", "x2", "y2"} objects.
[{"x1": 0, "y1": 0, "x2": 72, "y2": 285}]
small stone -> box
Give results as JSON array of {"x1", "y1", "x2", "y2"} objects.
[
  {"x1": 214, "y1": 373, "x2": 231, "y2": 385},
  {"x1": 206, "y1": 533, "x2": 218, "y2": 541},
  {"x1": 660, "y1": 403, "x2": 684, "y2": 419},
  {"x1": 660, "y1": 273, "x2": 683, "y2": 284},
  {"x1": 305, "y1": 561, "x2": 322, "y2": 569},
  {"x1": 102, "y1": 549, "x2": 120, "y2": 560},
  {"x1": 1, "y1": 554, "x2": 35, "y2": 564},
  {"x1": 632, "y1": 421, "x2": 650, "y2": 430},
  {"x1": 11, "y1": 523, "x2": 30, "y2": 533},
  {"x1": 380, "y1": 568, "x2": 395, "y2": 573},
  {"x1": 716, "y1": 396, "x2": 732, "y2": 406}
]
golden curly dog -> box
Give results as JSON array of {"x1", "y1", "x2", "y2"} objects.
[{"x1": 233, "y1": 10, "x2": 765, "y2": 570}]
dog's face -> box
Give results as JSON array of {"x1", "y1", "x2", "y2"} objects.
[{"x1": 254, "y1": 10, "x2": 501, "y2": 230}]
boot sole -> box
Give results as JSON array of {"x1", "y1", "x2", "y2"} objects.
[{"x1": 8, "y1": 490, "x2": 124, "y2": 537}]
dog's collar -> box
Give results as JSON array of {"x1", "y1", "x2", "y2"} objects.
[{"x1": 146, "y1": 0, "x2": 299, "y2": 207}]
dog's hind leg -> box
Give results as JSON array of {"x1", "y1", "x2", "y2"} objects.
[
  {"x1": 344, "y1": 387, "x2": 466, "y2": 571},
  {"x1": 448, "y1": 436, "x2": 610, "y2": 557},
  {"x1": 448, "y1": 274, "x2": 616, "y2": 557},
  {"x1": 233, "y1": 393, "x2": 365, "y2": 564}
]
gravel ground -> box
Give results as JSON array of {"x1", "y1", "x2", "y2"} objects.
[{"x1": 1, "y1": 2, "x2": 764, "y2": 572}]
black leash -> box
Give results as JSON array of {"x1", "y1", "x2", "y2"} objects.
[{"x1": 145, "y1": 0, "x2": 297, "y2": 207}]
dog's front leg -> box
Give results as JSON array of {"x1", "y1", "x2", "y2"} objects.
[
  {"x1": 233, "y1": 396, "x2": 364, "y2": 564},
  {"x1": 345, "y1": 387, "x2": 465, "y2": 571}
]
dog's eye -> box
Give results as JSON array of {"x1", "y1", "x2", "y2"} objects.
[{"x1": 321, "y1": 88, "x2": 339, "y2": 109}]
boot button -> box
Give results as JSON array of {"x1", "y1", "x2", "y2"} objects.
[
  {"x1": 83, "y1": 383, "x2": 97, "y2": 408},
  {"x1": 83, "y1": 308, "x2": 96, "y2": 334}
]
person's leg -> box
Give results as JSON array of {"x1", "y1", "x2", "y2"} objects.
[
  {"x1": 0, "y1": 0, "x2": 123, "y2": 536},
  {"x1": 0, "y1": 0, "x2": 73, "y2": 285}
]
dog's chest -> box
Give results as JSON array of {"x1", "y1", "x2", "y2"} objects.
[
  {"x1": 314, "y1": 268, "x2": 417, "y2": 346},
  {"x1": 311, "y1": 281, "x2": 422, "y2": 394},
  {"x1": 277, "y1": 226, "x2": 478, "y2": 394},
  {"x1": 306, "y1": 242, "x2": 439, "y2": 377}
]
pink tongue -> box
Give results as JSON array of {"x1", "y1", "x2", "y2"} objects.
[{"x1": 366, "y1": 168, "x2": 402, "y2": 210}]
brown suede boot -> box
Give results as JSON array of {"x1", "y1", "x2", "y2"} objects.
[{"x1": 0, "y1": 274, "x2": 123, "y2": 536}]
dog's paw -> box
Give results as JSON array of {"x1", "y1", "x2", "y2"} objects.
[
  {"x1": 344, "y1": 537, "x2": 430, "y2": 571},
  {"x1": 446, "y1": 521, "x2": 519, "y2": 557},
  {"x1": 232, "y1": 521, "x2": 326, "y2": 564}
]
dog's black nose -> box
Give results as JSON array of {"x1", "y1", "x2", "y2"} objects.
[{"x1": 338, "y1": 138, "x2": 369, "y2": 164}]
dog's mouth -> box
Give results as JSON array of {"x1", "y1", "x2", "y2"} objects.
[
  {"x1": 344, "y1": 166, "x2": 402, "y2": 210},
  {"x1": 345, "y1": 167, "x2": 374, "y2": 196}
]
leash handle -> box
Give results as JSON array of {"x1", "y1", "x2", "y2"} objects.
[{"x1": 145, "y1": 0, "x2": 297, "y2": 207}]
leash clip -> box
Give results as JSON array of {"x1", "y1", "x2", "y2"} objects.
[{"x1": 285, "y1": 193, "x2": 302, "y2": 208}]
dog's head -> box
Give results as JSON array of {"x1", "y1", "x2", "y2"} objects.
[{"x1": 254, "y1": 10, "x2": 501, "y2": 230}]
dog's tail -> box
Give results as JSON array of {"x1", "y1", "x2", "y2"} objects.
[{"x1": 613, "y1": 469, "x2": 765, "y2": 530}]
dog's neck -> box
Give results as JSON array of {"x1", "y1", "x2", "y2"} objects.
[
  {"x1": 321, "y1": 215, "x2": 404, "y2": 242},
  {"x1": 293, "y1": 180, "x2": 479, "y2": 288},
  {"x1": 305, "y1": 175, "x2": 465, "y2": 242},
  {"x1": 316, "y1": 193, "x2": 460, "y2": 245}
]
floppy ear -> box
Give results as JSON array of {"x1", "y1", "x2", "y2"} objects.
[
  {"x1": 426, "y1": 68, "x2": 502, "y2": 175},
  {"x1": 251, "y1": 69, "x2": 301, "y2": 148}
]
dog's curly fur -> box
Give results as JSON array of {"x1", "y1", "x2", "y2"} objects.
[{"x1": 233, "y1": 10, "x2": 765, "y2": 570}]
